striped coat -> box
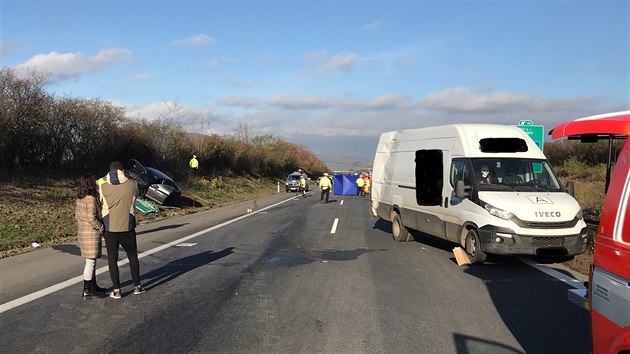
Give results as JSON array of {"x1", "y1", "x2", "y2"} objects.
[{"x1": 75, "y1": 195, "x2": 104, "y2": 259}]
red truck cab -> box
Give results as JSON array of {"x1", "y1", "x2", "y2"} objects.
[{"x1": 552, "y1": 111, "x2": 630, "y2": 354}]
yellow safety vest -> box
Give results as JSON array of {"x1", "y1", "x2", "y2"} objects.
[{"x1": 319, "y1": 176, "x2": 332, "y2": 190}]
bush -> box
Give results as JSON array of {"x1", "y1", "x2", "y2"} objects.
[
  {"x1": 210, "y1": 177, "x2": 225, "y2": 189},
  {"x1": 546, "y1": 139, "x2": 624, "y2": 167}
]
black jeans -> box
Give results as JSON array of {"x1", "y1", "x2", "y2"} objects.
[
  {"x1": 104, "y1": 230, "x2": 141, "y2": 288},
  {"x1": 321, "y1": 188, "x2": 330, "y2": 203}
]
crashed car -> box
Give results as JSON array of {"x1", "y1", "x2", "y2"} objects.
[{"x1": 124, "y1": 159, "x2": 182, "y2": 205}]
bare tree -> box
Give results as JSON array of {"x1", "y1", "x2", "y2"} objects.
[{"x1": 233, "y1": 121, "x2": 251, "y2": 144}]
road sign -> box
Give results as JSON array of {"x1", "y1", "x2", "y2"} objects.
[
  {"x1": 518, "y1": 120, "x2": 533, "y2": 126},
  {"x1": 517, "y1": 125, "x2": 545, "y2": 151}
]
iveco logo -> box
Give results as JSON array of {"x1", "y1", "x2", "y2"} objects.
[
  {"x1": 527, "y1": 196, "x2": 553, "y2": 204},
  {"x1": 535, "y1": 211, "x2": 561, "y2": 217}
]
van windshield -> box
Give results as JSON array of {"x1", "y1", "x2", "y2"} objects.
[{"x1": 471, "y1": 158, "x2": 563, "y2": 192}]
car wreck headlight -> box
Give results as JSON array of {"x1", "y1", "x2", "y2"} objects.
[{"x1": 483, "y1": 202, "x2": 514, "y2": 220}]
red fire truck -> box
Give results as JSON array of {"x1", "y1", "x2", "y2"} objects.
[{"x1": 552, "y1": 111, "x2": 630, "y2": 354}]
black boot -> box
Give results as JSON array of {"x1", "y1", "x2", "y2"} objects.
[
  {"x1": 91, "y1": 269, "x2": 106, "y2": 295},
  {"x1": 82, "y1": 280, "x2": 98, "y2": 298}
]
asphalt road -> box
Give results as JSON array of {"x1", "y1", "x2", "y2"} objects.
[{"x1": 0, "y1": 191, "x2": 591, "y2": 353}]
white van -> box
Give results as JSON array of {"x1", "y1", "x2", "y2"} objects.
[{"x1": 371, "y1": 124, "x2": 589, "y2": 263}]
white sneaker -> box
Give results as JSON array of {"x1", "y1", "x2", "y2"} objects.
[
  {"x1": 109, "y1": 289, "x2": 121, "y2": 299},
  {"x1": 133, "y1": 285, "x2": 146, "y2": 295}
]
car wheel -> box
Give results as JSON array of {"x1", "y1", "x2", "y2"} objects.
[
  {"x1": 392, "y1": 213, "x2": 410, "y2": 242},
  {"x1": 465, "y1": 229, "x2": 487, "y2": 264}
]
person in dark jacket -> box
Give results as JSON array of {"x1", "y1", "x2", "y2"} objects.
[
  {"x1": 75, "y1": 174, "x2": 107, "y2": 298},
  {"x1": 99, "y1": 161, "x2": 145, "y2": 299}
]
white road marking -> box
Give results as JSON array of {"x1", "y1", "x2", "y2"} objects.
[
  {"x1": 340, "y1": 200, "x2": 344, "y2": 206},
  {"x1": 331, "y1": 218, "x2": 339, "y2": 234},
  {"x1": 0, "y1": 195, "x2": 298, "y2": 314},
  {"x1": 520, "y1": 257, "x2": 586, "y2": 289},
  {"x1": 175, "y1": 243, "x2": 197, "y2": 247}
]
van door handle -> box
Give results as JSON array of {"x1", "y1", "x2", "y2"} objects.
[{"x1": 444, "y1": 197, "x2": 448, "y2": 208}]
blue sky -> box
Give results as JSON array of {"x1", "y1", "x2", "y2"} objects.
[{"x1": 2, "y1": 0, "x2": 628, "y2": 160}]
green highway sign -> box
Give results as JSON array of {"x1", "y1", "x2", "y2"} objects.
[{"x1": 517, "y1": 125, "x2": 545, "y2": 151}]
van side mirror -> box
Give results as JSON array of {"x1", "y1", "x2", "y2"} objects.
[
  {"x1": 566, "y1": 181, "x2": 575, "y2": 196},
  {"x1": 456, "y1": 180, "x2": 470, "y2": 198}
]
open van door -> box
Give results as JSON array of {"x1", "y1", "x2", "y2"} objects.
[{"x1": 551, "y1": 111, "x2": 630, "y2": 354}]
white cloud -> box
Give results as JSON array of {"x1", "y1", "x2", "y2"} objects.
[
  {"x1": 321, "y1": 54, "x2": 359, "y2": 72},
  {"x1": 116, "y1": 100, "x2": 227, "y2": 134},
  {"x1": 14, "y1": 48, "x2": 132, "y2": 83},
  {"x1": 367, "y1": 94, "x2": 414, "y2": 110},
  {"x1": 115, "y1": 87, "x2": 611, "y2": 159},
  {"x1": 170, "y1": 34, "x2": 215, "y2": 48},
  {"x1": 268, "y1": 94, "x2": 339, "y2": 110},
  {"x1": 132, "y1": 73, "x2": 152, "y2": 81},
  {"x1": 303, "y1": 52, "x2": 360, "y2": 72},
  {"x1": 421, "y1": 87, "x2": 596, "y2": 114}
]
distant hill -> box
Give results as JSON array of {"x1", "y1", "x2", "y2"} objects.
[{"x1": 317, "y1": 152, "x2": 373, "y2": 172}]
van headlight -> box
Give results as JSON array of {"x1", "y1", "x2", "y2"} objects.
[
  {"x1": 576, "y1": 208, "x2": 583, "y2": 220},
  {"x1": 483, "y1": 202, "x2": 514, "y2": 220}
]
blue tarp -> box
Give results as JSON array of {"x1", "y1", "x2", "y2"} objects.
[{"x1": 333, "y1": 174, "x2": 361, "y2": 195}]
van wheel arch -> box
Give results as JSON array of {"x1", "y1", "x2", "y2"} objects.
[{"x1": 459, "y1": 223, "x2": 479, "y2": 246}]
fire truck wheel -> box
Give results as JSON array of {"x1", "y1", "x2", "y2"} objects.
[{"x1": 465, "y1": 229, "x2": 487, "y2": 264}]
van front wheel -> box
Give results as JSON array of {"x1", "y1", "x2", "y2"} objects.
[
  {"x1": 465, "y1": 229, "x2": 487, "y2": 264},
  {"x1": 392, "y1": 214, "x2": 410, "y2": 242}
]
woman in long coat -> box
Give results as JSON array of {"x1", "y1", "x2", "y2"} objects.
[{"x1": 75, "y1": 174, "x2": 106, "y2": 298}]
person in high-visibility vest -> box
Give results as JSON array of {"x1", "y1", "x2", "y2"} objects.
[
  {"x1": 356, "y1": 176, "x2": 365, "y2": 196},
  {"x1": 319, "y1": 173, "x2": 333, "y2": 204},
  {"x1": 364, "y1": 176, "x2": 371, "y2": 196},
  {"x1": 298, "y1": 175, "x2": 307, "y2": 198},
  {"x1": 189, "y1": 155, "x2": 199, "y2": 176}
]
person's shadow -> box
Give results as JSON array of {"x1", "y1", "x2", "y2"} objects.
[
  {"x1": 137, "y1": 223, "x2": 187, "y2": 236},
  {"x1": 124, "y1": 247, "x2": 234, "y2": 291},
  {"x1": 52, "y1": 244, "x2": 81, "y2": 256}
]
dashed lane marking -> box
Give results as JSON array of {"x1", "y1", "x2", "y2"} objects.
[{"x1": 331, "y1": 218, "x2": 339, "y2": 234}]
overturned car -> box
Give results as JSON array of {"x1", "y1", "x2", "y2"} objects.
[{"x1": 124, "y1": 159, "x2": 183, "y2": 205}]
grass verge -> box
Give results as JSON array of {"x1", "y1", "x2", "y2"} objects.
[{"x1": 0, "y1": 176, "x2": 278, "y2": 258}]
